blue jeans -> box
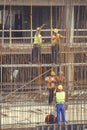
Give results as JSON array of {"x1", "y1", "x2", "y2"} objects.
[{"x1": 56, "y1": 104, "x2": 66, "y2": 123}]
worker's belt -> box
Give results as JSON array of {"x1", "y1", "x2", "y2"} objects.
[
  {"x1": 33, "y1": 44, "x2": 40, "y2": 46},
  {"x1": 52, "y1": 43, "x2": 59, "y2": 46},
  {"x1": 56, "y1": 102, "x2": 65, "y2": 104}
]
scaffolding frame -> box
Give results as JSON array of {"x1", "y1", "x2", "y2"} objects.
[{"x1": 0, "y1": 0, "x2": 87, "y2": 129}]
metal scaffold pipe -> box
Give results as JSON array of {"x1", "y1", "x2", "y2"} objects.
[
  {"x1": 2, "y1": 0, "x2": 5, "y2": 46},
  {"x1": 9, "y1": 0, "x2": 12, "y2": 45},
  {"x1": 30, "y1": 0, "x2": 33, "y2": 44},
  {"x1": 50, "y1": 0, "x2": 53, "y2": 36}
]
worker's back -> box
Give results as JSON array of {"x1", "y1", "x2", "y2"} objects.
[
  {"x1": 45, "y1": 114, "x2": 56, "y2": 124},
  {"x1": 56, "y1": 75, "x2": 65, "y2": 85}
]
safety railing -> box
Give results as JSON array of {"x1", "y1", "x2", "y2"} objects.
[
  {"x1": 36, "y1": 124, "x2": 87, "y2": 130},
  {"x1": 0, "y1": 29, "x2": 87, "y2": 45}
]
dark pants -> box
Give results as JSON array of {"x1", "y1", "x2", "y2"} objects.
[
  {"x1": 48, "y1": 88, "x2": 54, "y2": 104},
  {"x1": 32, "y1": 45, "x2": 41, "y2": 63},
  {"x1": 52, "y1": 44, "x2": 59, "y2": 64}
]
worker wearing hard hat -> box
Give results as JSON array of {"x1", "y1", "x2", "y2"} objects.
[
  {"x1": 51, "y1": 28, "x2": 65, "y2": 64},
  {"x1": 56, "y1": 85, "x2": 66, "y2": 124},
  {"x1": 32, "y1": 27, "x2": 42, "y2": 63},
  {"x1": 32, "y1": 24, "x2": 45, "y2": 63},
  {"x1": 56, "y1": 71, "x2": 66, "y2": 88},
  {"x1": 45, "y1": 70, "x2": 57, "y2": 104}
]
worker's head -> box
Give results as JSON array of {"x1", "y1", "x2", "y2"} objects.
[
  {"x1": 59, "y1": 71, "x2": 64, "y2": 75},
  {"x1": 36, "y1": 27, "x2": 41, "y2": 31},
  {"x1": 57, "y1": 85, "x2": 63, "y2": 90},
  {"x1": 36, "y1": 27, "x2": 40, "y2": 31},
  {"x1": 53, "y1": 28, "x2": 58, "y2": 34},
  {"x1": 51, "y1": 71, "x2": 56, "y2": 76}
]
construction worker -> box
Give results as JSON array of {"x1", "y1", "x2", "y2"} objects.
[
  {"x1": 56, "y1": 85, "x2": 66, "y2": 124},
  {"x1": 53, "y1": 71, "x2": 66, "y2": 94},
  {"x1": 51, "y1": 28, "x2": 65, "y2": 64},
  {"x1": 45, "y1": 112, "x2": 56, "y2": 124},
  {"x1": 45, "y1": 70, "x2": 57, "y2": 104},
  {"x1": 32, "y1": 27, "x2": 42, "y2": 63},
  {"x1": 56, "y1": 71, "x2": 66, "y2": 89},
  {"x1": 32, "y1": 24, "x2": 45, "y2": 63}
]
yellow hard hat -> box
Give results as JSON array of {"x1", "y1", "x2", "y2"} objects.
[
  {"x1": 53, "y1": 28, "x2": 58, "y2": 33},
  {"x1": 57, "y1": 85, "x2": 63, "y2": 90},
  {"x1": 51, "y1": 71, "x2": 55, "y2": 76}
]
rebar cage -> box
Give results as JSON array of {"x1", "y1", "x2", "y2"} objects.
[{"x1": 0, "y1": 0, "x2": 87, "y2": 130}]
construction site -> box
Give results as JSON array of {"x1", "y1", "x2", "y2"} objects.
[{"x1": 0, "y1": 0, "x2": 87, "y2": 130}]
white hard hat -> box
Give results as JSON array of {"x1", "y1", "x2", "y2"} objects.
[{"x1": 36, "y1": 27, "x2": 40, "y2": 31}]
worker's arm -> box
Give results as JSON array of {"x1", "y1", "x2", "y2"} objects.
[
  {"x1": 39, "y1": 24, "x2": 46, "y2": 30},
  {"x1": 59, "y1": 34, "x2": 66, "y2": 39}
]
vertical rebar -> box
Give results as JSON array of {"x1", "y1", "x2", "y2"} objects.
[
  {"x1": 50, "y1": 0, "x2": 53, "y2": 36},
  {"x1": 30, "y1": 0, "x2": 33, "y2": 44},
  {"x1": 9, "y1": 0, "x2": 12, "y2": 45},
  {"x1": 0, "y1": 105, "x2": 1, "y2": 129},
  {"x1": 2, "y1": 0, "x2": 5, "y2": 46}
]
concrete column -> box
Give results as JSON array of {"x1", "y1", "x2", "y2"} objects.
[
  {"x1": 65, "y1": 4, "x2": 74, "y2": 45},
  {"x1": 65, "y1": 4, "x2": 75, "y2": 93},
  {"x1": 68, "y1": 54, "x2": 74, "y2": 85}
]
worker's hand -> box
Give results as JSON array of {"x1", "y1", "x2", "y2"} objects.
[
  {"x1": 52, "y1": 35, "x2": 57, "y2": 39},
  {"x1": 54, "y1": 90, "x2": 56, "y2": 94},
  {"x1": 63, "y1": 36, "x2": 66, "y2": 38},
  {"x1": 42, "y1": 39, "x2": 45, "y2": 43}
]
